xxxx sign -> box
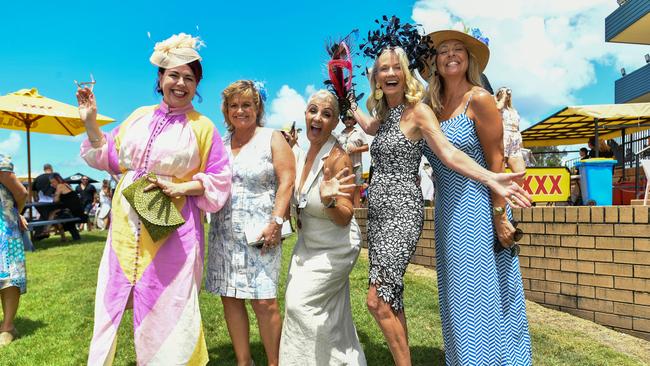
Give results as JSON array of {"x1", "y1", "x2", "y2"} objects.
[{"x1": 507, "y1": 167, "x2": 571, "y2": 202}]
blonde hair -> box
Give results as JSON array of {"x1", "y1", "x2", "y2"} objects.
[
  {"x1": 221, "y1": 80, "x2": 265, "y2": 132},
  {"x1": 307, "y1": 90, "x2": 340, "y2": 119},
  {"x1": 367, "y1": 47, "x2": 424, "y2": 121},
  {"x1": 496, "y1": 87, "x2": 513, "y2": 110},
  {"x1": 425, "y1": 47, "x2": 483, "y2": 116}
]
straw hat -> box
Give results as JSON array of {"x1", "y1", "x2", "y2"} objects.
[
  {"x1": 150, "y1": 33, "x2": 204, "y2": 69},
  {"x1": 419, "y1": 27, "x2": 490, "y2": 80}
]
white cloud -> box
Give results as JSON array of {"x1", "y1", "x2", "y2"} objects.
[
  {"x1": 264, "y1": 85, "x2": 310, "y2": 149},
  {"x1": 265, "y1": 85, "x2": 308, "y2": 130},
  {"x1": 0, "y1": 132, "x2": 21, "y2": 155},
  {"x1": 411, "y1": 0, "x2": 648, "y2": 119},
  {"x1": 305, "y1": 84, "x2": 318, "y2": 97}
]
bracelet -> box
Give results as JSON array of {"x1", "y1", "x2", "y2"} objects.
[
  {"x1": 492, "y1": 206, "x2": 505, "y2": 217},
  {"x1": 89, "y1": 136, "x2": 103, "y2": 143}
]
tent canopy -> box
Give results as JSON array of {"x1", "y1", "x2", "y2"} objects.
[
  {"x1": 521, "y1": 102, "x2": 650, "y2": 147},
  {"x1": 65, "y1": 173, "x2": 99, "y2": 184},
  {"x1": 0, "y1": 88, "x2": 114, "y2": 135},
  {"x1": 0, "y1": 88, "x2": 114, "y2": 200}
]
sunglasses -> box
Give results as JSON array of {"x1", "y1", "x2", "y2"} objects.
[{"x1": 494, "y1": 220, "x2": 524, "y2": 256}]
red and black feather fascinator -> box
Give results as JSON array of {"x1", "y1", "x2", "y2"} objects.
[{"x1": 324, "y1": 30, "x2": 364, "y2": 120}]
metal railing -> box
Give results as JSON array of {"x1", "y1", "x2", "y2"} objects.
[{"x1": 635, "y1": 145, "x2": 650, "y2": 198}]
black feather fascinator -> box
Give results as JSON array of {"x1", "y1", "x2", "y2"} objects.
[{"x1": 359, "y1": 15, "x2": 435, "y2": 73}]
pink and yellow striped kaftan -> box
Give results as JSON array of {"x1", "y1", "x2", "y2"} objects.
[{"x1": 80, "y1": 102, "x2": 231, "y2": 365}]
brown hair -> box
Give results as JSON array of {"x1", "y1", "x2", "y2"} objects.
[
  {"x1": 221, "y1": 80, "x2": 266, "y2": 132},
  {"x1": 588, "y1": 136, "x2": 612, "y2": 154},
  {"x1": 425, "y1": 44, "x2": 483, "y2": 116}
]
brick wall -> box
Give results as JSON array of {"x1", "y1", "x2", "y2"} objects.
[{"x1": 354, "y1": 206, "x2": 650, "y2": 340}]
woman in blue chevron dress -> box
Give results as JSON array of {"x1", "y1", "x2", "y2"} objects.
[{"x1": 419, "y1": 28, "x2": 532, "y2": 365}]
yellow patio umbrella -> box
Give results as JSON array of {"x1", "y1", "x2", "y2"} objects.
[{"x1": 0, "y1": 88, "x2": 114, "y2": 198}]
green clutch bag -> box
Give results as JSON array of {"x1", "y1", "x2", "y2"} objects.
[{"x1": 121, "y1": 173, "x2": 185, "y2": 242}]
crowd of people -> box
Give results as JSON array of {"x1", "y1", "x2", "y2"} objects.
[
  {"x1": 1, "y1": 18, "x2": 536, "y2": 366},
  {"x1": 28, "y1": 164, "x2": 113, "y2": 240}
]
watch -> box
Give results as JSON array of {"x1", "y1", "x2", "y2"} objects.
[
  {"x1": 271, "y1": 215, "x2": 284, "y2": 225},
  {"x1": 492, "y1": 206, "x2": 505, "y2": 217}
]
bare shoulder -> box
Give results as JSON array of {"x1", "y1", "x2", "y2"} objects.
[
  {"x1": 412, "y1": 102, "x2": 435, "y2": 117},
  {"x1": 410, "y1": 102, "x2": 435, "y2": 127},
  {"x1": 330, "y1": 144, "x2": 349, "y2": 162},
  {"x1": 469, "y1": 87, "x2": 496, "y2": 111},
  {"x1": 271, "y1": 129, "x2": 284, "y2": 142},
  {"x1": 270, "y1": 129, "x2": 289, "y2": 148},
  {"x1": 329, "y1": 144, "x2": 352, "y2": 170}
]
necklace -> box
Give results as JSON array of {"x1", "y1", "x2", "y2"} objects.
[{"x1": 232, "y1": 128, "x2": 257, "y2": 148}]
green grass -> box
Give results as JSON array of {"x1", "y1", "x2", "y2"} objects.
[{"x1": 0, "y1": 231, "x2": 646, "y2": 365}]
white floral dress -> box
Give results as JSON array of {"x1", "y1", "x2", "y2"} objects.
[
  {"x1": 502, "y1": 108, "x2": 523, "y2": 158},
  {"x1": 207, "y1": 127, "x2": 281, "y2": 299}
]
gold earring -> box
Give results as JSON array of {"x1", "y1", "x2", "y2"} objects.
[{"x1": 374, "y1": 83, "x2": 383, "y2": 100}]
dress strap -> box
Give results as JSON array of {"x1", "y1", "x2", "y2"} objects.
[{"x1": 463, "y1": 93, "x2": 474, "y2": 114}]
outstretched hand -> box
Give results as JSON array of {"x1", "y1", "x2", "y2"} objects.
[
  {"x1": 320, "y1": 167, "x2": 355, "y2": 204},
  {"x1": 76, "y1": 87, "x2": 97, "y2": 122},
  {"x1": 490, "y1": 171, "x2": 532, "y2": 208}
]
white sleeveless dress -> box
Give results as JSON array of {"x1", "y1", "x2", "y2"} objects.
[
  {"x1": 279, "y1": 136, "x2": 367, "y2": 365},
  {"x1": 207, "y1": 127, "x2": 281, "y2": 299}
]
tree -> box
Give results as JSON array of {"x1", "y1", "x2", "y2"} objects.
[{"x1": 528, "y1": 146, "x2": 567, "y2": 167}]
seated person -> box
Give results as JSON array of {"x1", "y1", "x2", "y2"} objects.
[
  {"x1": 49, "y1": 173, "x2": 85, "y2": 241},
  {"x1": 588, "y1": 136, "x2": 614, "y2": 158},
  {"x1": 32, "y1": 163, "x2": 54, "y2": 203}
]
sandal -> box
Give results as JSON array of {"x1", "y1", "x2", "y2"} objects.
[{"x1": 0, "y1": 328, "x2": 18, "y2": 346}]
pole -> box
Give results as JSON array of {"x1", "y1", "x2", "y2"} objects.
[
  {"x1": 634, "y1": 154, "x2": 636, "y2": 199},
  {"x1": 26, "y1": 121, "x2": 34, "y2": 222},
  {"x1": 621, "y1": 128, "x2": 626, "y2": 180},
  {"x1": 594, "y1": 118, "x2": 600, "y2": 158}
]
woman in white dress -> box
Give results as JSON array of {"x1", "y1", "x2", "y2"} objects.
[
  {"x1": 279, "y1": 90, "x2": 366, "y2": 365},
  {"x1": 207, "y1": 80, "x2": 295, "y2": 366},
  {"x1": 496, "y1": 87, "x2": 526, "y2": 180}
]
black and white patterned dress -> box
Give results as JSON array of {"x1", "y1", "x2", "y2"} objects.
[{"x1": 368, "y1": 104, "x2": 424, "y2": 312}]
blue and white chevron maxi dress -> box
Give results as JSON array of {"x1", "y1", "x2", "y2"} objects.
[{"x1": 423, "y1": 99, "x2": 532, "y2": 365}]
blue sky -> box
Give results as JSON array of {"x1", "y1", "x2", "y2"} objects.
[{"x1": 0, "y1": 0, "x2": 646, "y2": 180}]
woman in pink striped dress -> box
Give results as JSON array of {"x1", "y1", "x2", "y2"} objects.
[{"x1": 77, "y1": 33, "x2": 231, "y2": 365}]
